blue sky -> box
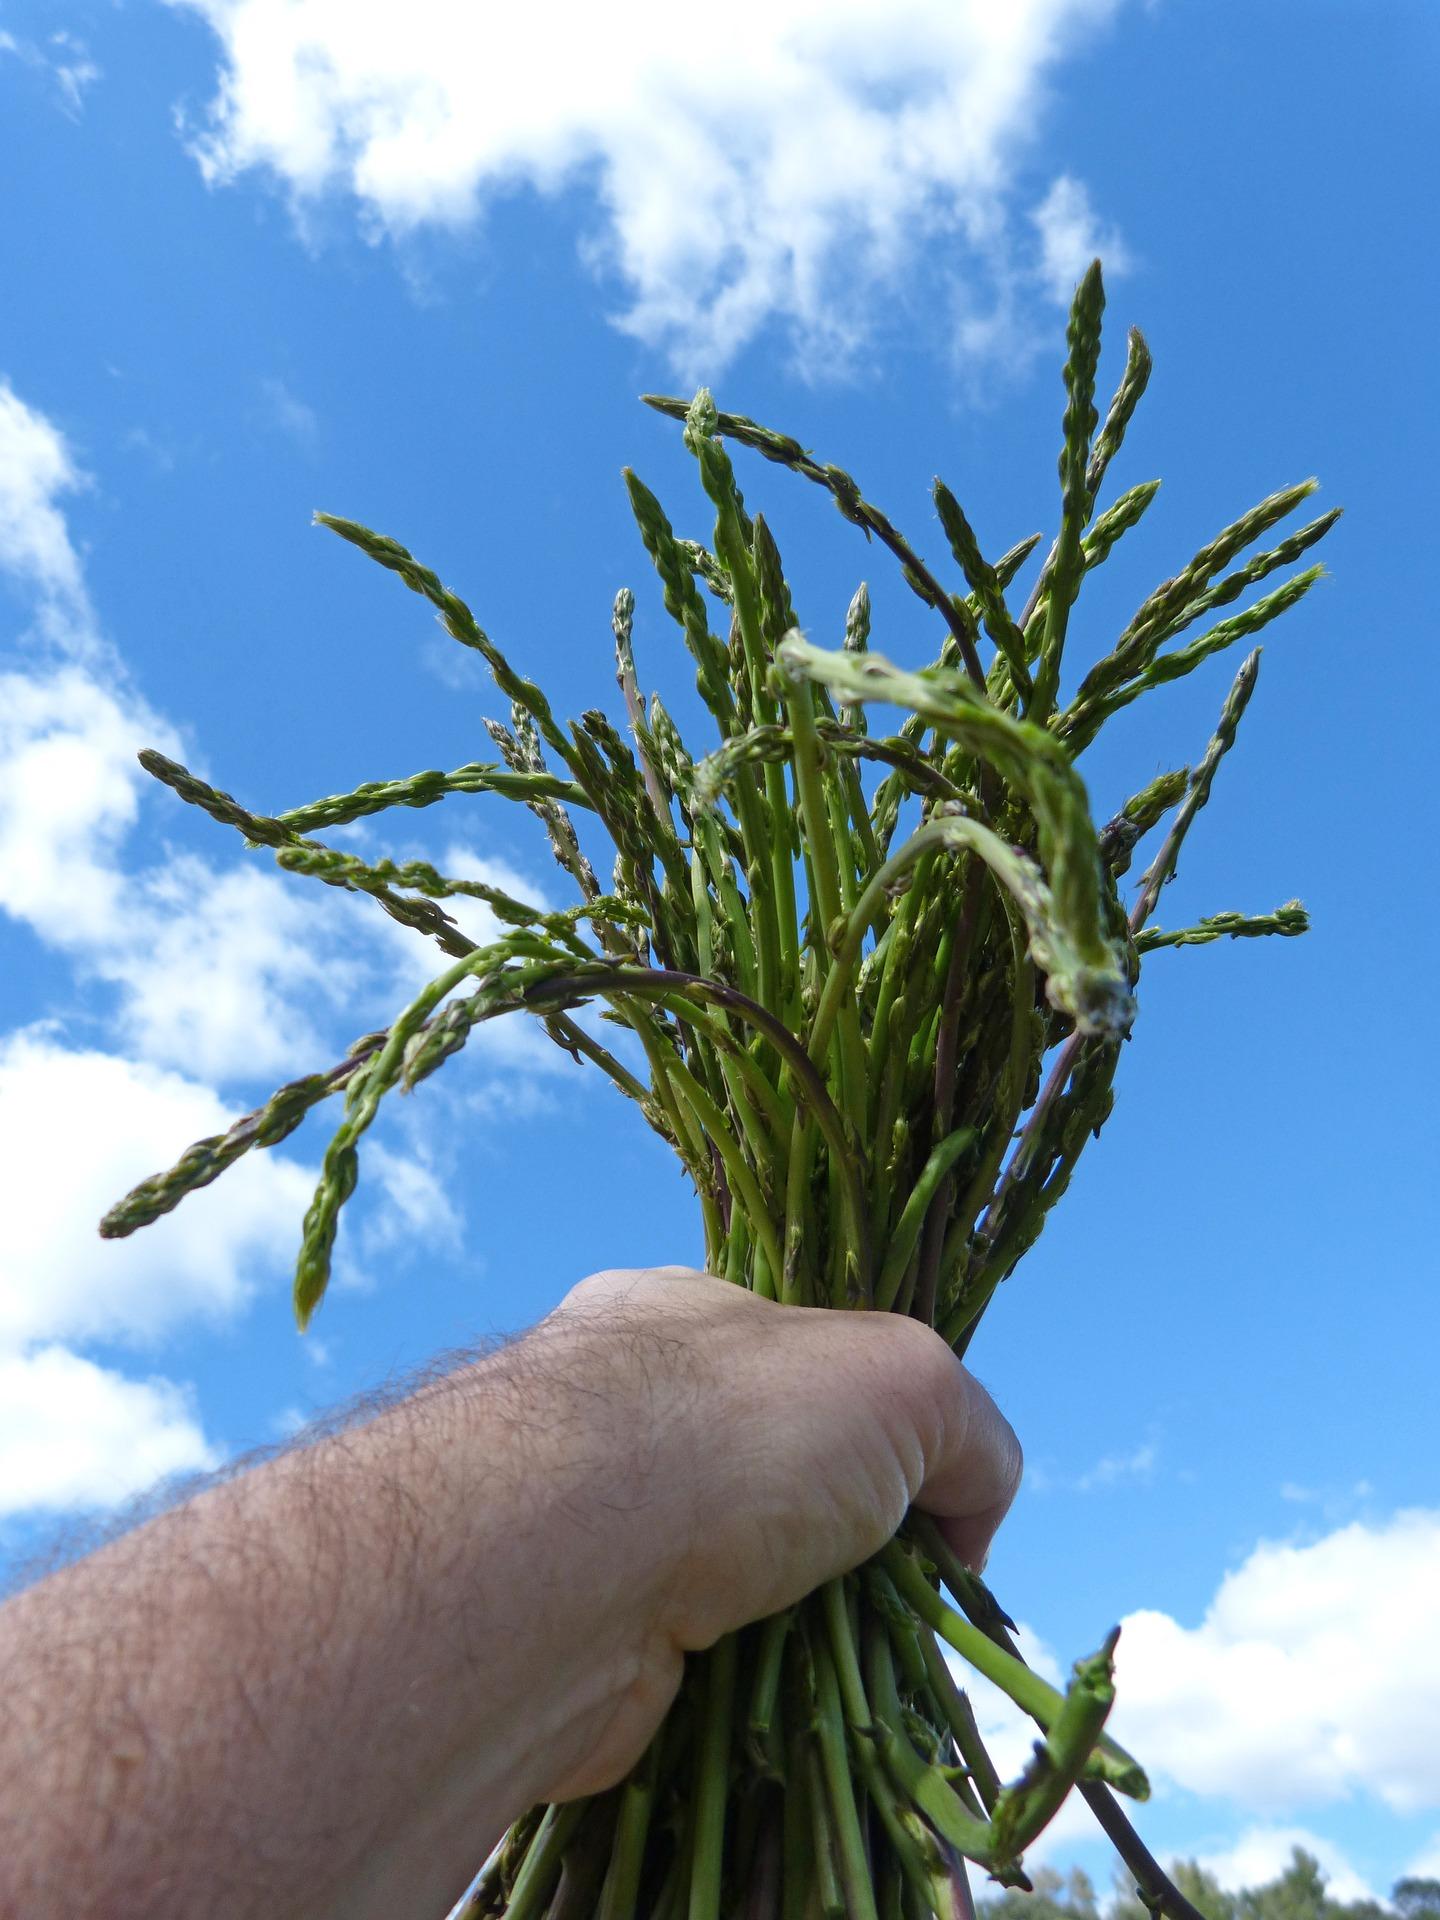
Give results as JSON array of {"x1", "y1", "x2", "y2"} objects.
[{"x1": 1, "y1": 0, "x2": 1437, "y2": 1902}]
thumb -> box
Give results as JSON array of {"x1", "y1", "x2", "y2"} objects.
[{"x1": 910, "y1": 1362, "x2": 1023, "y2": 1573}]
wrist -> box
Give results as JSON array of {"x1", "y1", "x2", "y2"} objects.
[{"x1": 439, "y1": 1309, "x2": 700, "y2": 1807}]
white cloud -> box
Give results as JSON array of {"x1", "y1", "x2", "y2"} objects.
[
  {"x1": 941, "y1": 1516, "x2": 1440, "y2": 1873},
  {"x1": 0, "y1": 1028, "x2": 316, "y2": 1352},
  {"x1": 1404, "y1": 1836, "x2": 1440, "y2": 1880},
  {"x1": 106, "y1": 854, "x2": 367, "y2": 1081},
  {"x1": 0, "y1": 380, "x2": 386, "y2": 1086},
  {"x1": 0, "y1": 664, "x2": 156, "y2": 937},
  {"x1": 1111, "y1": 1510, "x2": 1440, "y2": 1815},
  {"x1": 164, "y1": 0, "x2": 1129, "y2": 373},
  {"x1": 0, "y1": 1346, "x2": 218, "y2": 1517},
  {"x1": 0, "y1": 374, "x2": 559, "y2": 1521},
  {"x1": 0, "y1": 663, "x2": 367, "y2": 1081},
  {"x1": 0, "y1": 663, "x2": 569, "y2": 1093},
  {"x1": 1196, "y1": 1828, "x2": 1375, "y2": 1905},
  {"x1": 0, "y1": 381, "x2": 96, "y2": 650},
  {"x1": 1032, "y1": 175, "x2": 1131, "y2": 303}
]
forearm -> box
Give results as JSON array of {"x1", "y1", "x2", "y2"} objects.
[
  {"x1": 0, "y1": 1317, "x2": 692, "y2": 1920},
  {"x1": 0, "y1": 1269, "x2": 1020, "y2": 1919}
]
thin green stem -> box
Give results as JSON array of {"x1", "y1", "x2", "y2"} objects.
[
  {"x1": 879, "y1": 1543, "x2": 1147, "y2": 1799},
  {"x1": 813, "y1": 1626, "x2": 882, "y2": 1920},
  {"x1": 642, "y1": 395, "x2": 987, "y2": 688},
  {"x1": 501, "y1": 1802, "x2": 588, "y2": 1920},
  {"x1": 782, "y1": 643, "x2": 868, "y2": 1120},
  {"x1": 875, "y1": 1129, "x2": 978, "y2": 1314},
  {"x1": 689, "y1": 1634, "x2": 738, "y2": 1920}
]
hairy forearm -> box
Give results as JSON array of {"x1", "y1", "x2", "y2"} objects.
[
  {"x1": 0, "y1": 1313, "x2": 695, "y2": 1920},
  {"x1": 0, "y1": 1269, "x2": 1020, "y2": 1920}
]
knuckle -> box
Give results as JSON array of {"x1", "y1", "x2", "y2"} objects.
[{"x1": 883, "y1": 1311, "x2": 963, "y2": 1392}]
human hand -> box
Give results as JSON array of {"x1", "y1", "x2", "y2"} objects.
[{"x1": 524, "y1": 1266, "x2": 1021, "y2": 1800}]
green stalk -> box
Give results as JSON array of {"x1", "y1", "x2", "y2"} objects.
[
  {"x1": 813, "y1": 1625, "x2": 882, "y2": 1920},
  {"x1": 782, "y1": 1721, "x2": 816, "y2": 1920},
  {"x1": 1136, "y1": 902, "x2": 1307, "y2": 952},
  {"x1": 933, "y1": 482, "x2": 1032, "y2": 701},
  {"x1": 746, "y1": 1609, "x2": 794, "y2": 1776},
  {"x1": 501, "y1": 1802, "x2": 588, "y2": 1920},
  {"x1": 875, "y1": 1130, "x2": 978, "y2": 1313},
  {"x1": 878, "y1": 1544, "x2": 1147, "y2": 1799},
  {"x1": 907, "y1": 1620, "x2": 1002, "y2": 1814},
  {"x1": 695, "y1": 437, "x2": 794, "y2": 1026},
  {"x1": 690, "y1": 1635, "x2": 739, "y2": 1920},
  {"x1": 520, "y1": 964, "x2": 869, "y2": 1280},
  {"x1": 629, "y1": 1020, "x2": 712, "y2": 1183},
  {"x1": 942, "y1": 904, "x2": 1036, "y2": 1274},
  {"x1": 723, "y1": 1211, "x2": 751, "y2": 1287},
  {"x1": 863, "y1": 1619, "x2": 993, "y2": 1866},
  {"x1": 823, "y1": 1590, "x2": 969, "y2": 1918},
  {"x1": 988, "y1": 1633, "x2": 1118, "y2": 1871},
  {"x1": 780, "y1": 1121, "x2": 822, "y2": 1309},
  {"x1": 1130, "y1": 649, "x2": 1263, "y2": 928},
  {"x1": 277, "y1": 760, "x2": 594, "y2": 831},
  {"x1": 808, "y1": 1744, "x2": 850, "y2": 1919},
  {"x1": 642, "y1": 395, "x2": 987, "y2": 688},
  {"x1": 660, "y1": 1052, "x2": 784, "y2": 1283},
  {"x1": 863, "y1": 855, "x2": 936, "y2": 1121},
  {"x1": 1030, "y1": 262, "x2": 1105, "y2": 722},
  {"x1": 596, "y1": 1742, "x2": 659, "y2": 1920},
  {"x1": 779, "y1": 635, "x2": 868, "y2": 1122}
]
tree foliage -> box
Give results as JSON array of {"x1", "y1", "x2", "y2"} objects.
[{"x1": 983, "y1": 1849, "x2": 1412, "y2": 1920}]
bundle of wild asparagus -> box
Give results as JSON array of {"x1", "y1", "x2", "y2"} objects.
[{"x1": 101, "y1": 262, "x2": 1334, "y2": 1919}]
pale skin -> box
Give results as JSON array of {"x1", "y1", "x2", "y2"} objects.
[{"x1": 0, "y1": 1266, "x2": 1022, "y2": 1920}]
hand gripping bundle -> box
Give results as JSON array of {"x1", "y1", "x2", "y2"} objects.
[{"x1": 103, "y1": 263, "x2": 1334, "y2": 1920}]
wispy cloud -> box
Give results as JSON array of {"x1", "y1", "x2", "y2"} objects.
[
  {"x1": 1279, "y1": 1477, "x2": 1375, "y2": 1524},
  {"x1": 1075, "y1": 1439, "x2": 1158, "y2": 1492},
  {"x1": 1032, "y1": 175, "x2": 1132, "y2": 303},
  {"x1": 0, "y1": 28, "x2": 101, "y2": 119},
  {"x1": 163, "y1": 0, "x2": 1131, "y2": 377},
  {"x1": 258, "y1": 375, "x2": 319, "y2": 451},
  {"x1": 122, "y1": 425, "x2": 180, "y2": 475},
  {"x1": 1027, "y1": 1437, "x2": 1160, "y2": 1494}
]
